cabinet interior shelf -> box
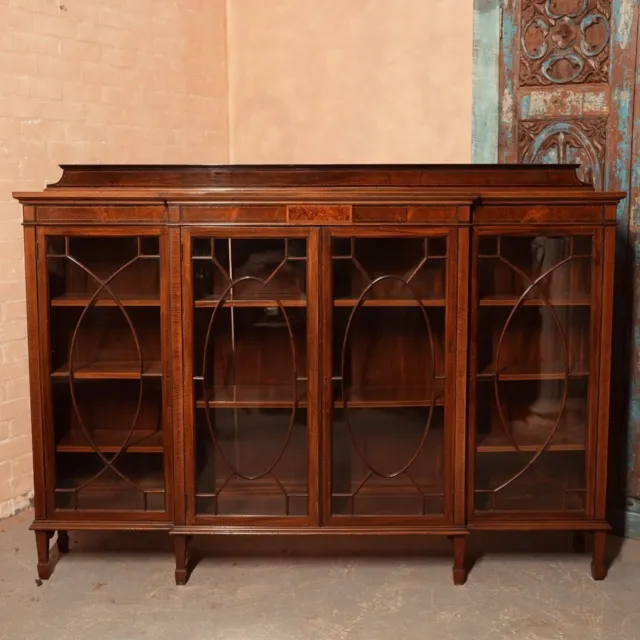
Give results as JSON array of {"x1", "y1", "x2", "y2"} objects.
[
  {"x1": 336, "y1": 386, "x2": 444, "y2": 408},
  {"x1": 477, "y1": 363, "x2": 589, "y2": 381},
  {"x1": 51, "y1": 293, "x2": 161, "y2": 307},
  {"x1": 56, "y1": 470, "x2": 165, "y2": 493},
  {"x1": 194, "y1": 295, "x2": 307, "y2": 308},
  {"x1": 52, "y1": 361, "x2": 163, "y2": 379},
  {"x1": 479, "y1": 295, "x2": 591, "y2": 307},
  {"x1": 196, "y1": 385, "x2": 307, "y2": 409},
  {"x1": 57, "y1": 429, "x2": 164, "y2": 453},
  {"x1": 334, "y1": 298, "x2": 446, "y2": 308},
  {"x1": 476, "y1": 433, "x2": 585, "y2": 453},
  {"x1": 193, "y1": 385, "x2": 445, "y2": 409}
]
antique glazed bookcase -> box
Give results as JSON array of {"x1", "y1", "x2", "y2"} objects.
[{"x1": 15, "y1": 165, "x2": 623, "y2": 585}]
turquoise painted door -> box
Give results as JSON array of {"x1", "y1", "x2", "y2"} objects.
[{"x1": 494, "y1": 0, "x2": 640, "y2": 534}]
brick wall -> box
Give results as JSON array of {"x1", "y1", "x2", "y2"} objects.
[{"x1": 0, "y1": 0, "x2": 229, "y2": 518}]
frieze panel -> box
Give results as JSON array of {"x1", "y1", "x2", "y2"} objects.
[{"x1": 520, "y1": 0, "x2": 611, "y2": 86}]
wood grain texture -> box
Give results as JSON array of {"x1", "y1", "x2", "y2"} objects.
[
  {"x1": 168, "y1": 221, "x2": 183, "y2": 525},
  {"x1": 43, "y1": 164, "x2": 588, "y2": 189},
  {"x1": 595, "y1": 226, "x2": 616, "y2": 520},
  {"x1": 36, "y1": 205, "x2": 166, "y2": 222},
  {"x1": 23, "y1": 224, "x2": 46, "y2": 520},
  {"x1": 287, "y1": 205, "x2": 351, "y2": 223},
  {"x1": 454, "y1": 226, "x2": 470, "y2": 525}
]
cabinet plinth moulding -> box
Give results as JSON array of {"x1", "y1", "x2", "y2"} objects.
[{"x1": 15, "y1": 164, "x2": 624, "y2": 585}]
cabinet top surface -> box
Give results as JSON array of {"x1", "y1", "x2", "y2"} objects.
[
  {"x1": 14, "y1": 164, "x2": 626, "y2": 211},
  {"x1": 33, "y1": 163, "x2": 590, "y2": 190}
]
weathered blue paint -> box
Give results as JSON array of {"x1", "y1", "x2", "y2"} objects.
[
  {"x1": 523, "y1": 121, "x2": 603, "y2": 186},
  {"x1": 499, "y1": 0, "x2": 518, "y2": 161},
  {"x1": 519, "y1": 87, "x2": 609, "y2": 119},
  {"x1": 613, "y1": 0, "x2": 635, "y2": 50},
  {"x1": 472, "y1": 0, "x2": 500, "y2": 163},
  {"x1": 607, "y1": 87, "x2": 632, "y2": 217},
  {"x1": 631, "y1": 47, "x2": 640, "y2": 230}
]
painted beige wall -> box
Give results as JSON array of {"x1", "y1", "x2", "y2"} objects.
[
  {"x1": 0, "y1": 0, "x2": 474, "y2": 518},
  {"x1": 0, "y1": 0, "x2": 229, "y2": 518},
  {"x1": 226, "y1": 0, "x2": 474, "y2": 163}
]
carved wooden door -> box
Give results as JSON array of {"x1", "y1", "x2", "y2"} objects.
[{"x1": 499, "y1": 0, "x2": 636, "y2": 194}]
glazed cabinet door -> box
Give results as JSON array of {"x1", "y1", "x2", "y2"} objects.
[
  {"x1": 469, "y1": 229, "x2": 602, "y2": 519},
  {"x1": 183, "y1": 228, "x2": 319, "y2": 524},
  {"x1": 37, "y1": 228, "x2": 170, "y2": 519},
  {"x1": 324, "y1": 228, "x2": 458, "y2": 524}
]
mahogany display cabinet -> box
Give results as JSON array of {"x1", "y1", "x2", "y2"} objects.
[{"x1": 15, "y1": 165, "x2": 624, "y2": 585}]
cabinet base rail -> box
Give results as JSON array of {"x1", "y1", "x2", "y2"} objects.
[{"x1": 30, "y1": 520, "x2": 611, "y2": 585}]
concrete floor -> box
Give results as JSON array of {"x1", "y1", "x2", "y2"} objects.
[{"x1": 1, "y1": 511, "x2": 640, "y2": 640}]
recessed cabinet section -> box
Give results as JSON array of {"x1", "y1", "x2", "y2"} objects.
[
  {"x1": 17, "y1": 164, "x2": 622, "y2": 587},
  {"x1": 470, "y1": 232, "x2": 597, "y2": 517},
  {"x1": 40, "y1": 231, "x2": 168, "y2": 516},
  {"x1": 185, "y1": 230, "x2": 314, "y2": 521},
  {"x1": 327, "y1": 232, "x2": 451, "y2": 520}
]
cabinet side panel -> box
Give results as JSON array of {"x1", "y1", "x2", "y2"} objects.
[
  {"x1": 320, "y1": 228, "x2": 333, "y2": 523},
  {"x1": 595, "y1": 225, "x2": 616, "y2": 520},
  {"x1": 168, "y1": 222, "x2": 183, "y2": 524},
  {"x1": 454, "y1": 226, "x2": 470, "y2": 525},
  {"x1": 586, "y1": 228, "x2": 605, "y2": 518},
  {"x1": 35, "y1": 226, "x2": 56, "y2": 516},
  {"x1": 466, "y1": 231, "x2": 480, "y2": 520},
  {"x1": 307, "y1": 228, "x2": 321, "y2": 525},
  {"x1": 24, "y1": 221, "x2": 46, "y2": 519},
  {"x1": 182, "y1": 230, "x2": 196, "y2": 524}
]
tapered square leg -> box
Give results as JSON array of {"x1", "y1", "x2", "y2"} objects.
[
  {"x1": 35, "y1": 531, "x2": 51, "y2": 580},
  {"x1": 57, "y1": 531, "x2": 69, "y2": 554},
  {"x1": 591, "y1": 531, "x2": 607, "y2": 580},
  {"x1": 174, "y1": 535, "x2": 191, "y2": 585},
  {"x1": 451, "y1": 536, "x2": 467, "y2": 585}
]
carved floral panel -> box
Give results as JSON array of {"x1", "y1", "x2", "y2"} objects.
[
  {"x1": 519, "y1": 118, "x2": 607, "y2": 187},
  {"x1": 520, "y1": 0, "x2": 611, "y2": 86}
]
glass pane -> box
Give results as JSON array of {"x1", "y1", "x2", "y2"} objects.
[
  {"x1": 474, "y1": 234, "x2": 592, "y2": 513},
  {"x1": 478, "y1": 235, "x2": 591, "y2": 304},
  {"x1": 192, "y1": 236, "x2": 309, "y2": 517},
  {"x1": 193, "y1": 237, "x2": 306, "y2": 303},
  {"x1": 332, "y1": 407, "x2": 444, "y2": 516},
  {"x1": 47, "y1": 236, "x2": 160, "y2": 303},
  {"x1": 45, "y1": 234, "x2": 166, "y2": 513},
  {"x1": 195, "y1": 409, "x2": 307, "y2": 516},
  {"x1": 331, "y1": 236, "x2": 447, "y2": 302},
  {"x1": 330, "y1": 235, "x2": 447, "y2": 517}
]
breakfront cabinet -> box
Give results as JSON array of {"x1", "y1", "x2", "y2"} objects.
[{"x1": 15, "y1": 165, "x2": 623, "y2": 585}]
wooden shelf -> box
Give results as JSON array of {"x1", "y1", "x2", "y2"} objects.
[
  {"x1": 334, "y1": 298, "x2": 446, "y2": 308},
  {"x1": 477, "y1": 433, "x2": 585, "y2": 453},
  {"x1": 57, "y1": 429, "x2": 163, "y2": 453},
  {"x1": 335, "y1": 386, "x2": 445, "y2": 408},
  {"x1": 479, "y1": 294, "x2": 590, "y2": 307},
  {"x1": 55, "y1": 465, "x2": 166, "y2": 511},
  {"x1": 478, "y1": 363, "x2": 588, "y2": 381},
  {"x1": 196, "y1": 385, "x2": 307, "y2": 408},
  {"x1": 195, "y1": 294, "x2": 306, "y2": 308},
  {"x1": 51, "y1": 293, "x2": 160, "y2": 307},
  {"x1": 52, "y1": 361, "x2": 162, "y2": 379}
]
